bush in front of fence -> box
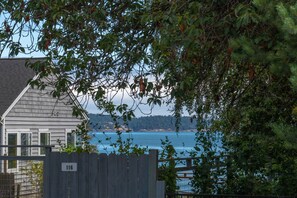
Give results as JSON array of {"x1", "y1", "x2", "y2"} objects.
[{"x1": 159, "y1": 137, "x2": 179, "y2": 195}]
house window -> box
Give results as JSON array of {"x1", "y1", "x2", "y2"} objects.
[
  {"x1": 40, "y1": 132, "x2": 50, "y2": 155},
  {"x1": 7, "y1": 132, "x2": 31, "y2": 169},
  {"x1": 8, "y1": 133, "x2": 17, "y2": 169},
  {"x1": 67, "y1": 132, "x2": 76, "y2": 147},
  {"x1": 21, "y1": 133, "x2": 31, "y2": 156}
]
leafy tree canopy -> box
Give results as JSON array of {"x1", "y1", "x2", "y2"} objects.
[
  {"x1": 2, "y1": 0, "x2": 297, "y2": 195},
  {"x1": 1, "y1": 0, "x2": 296, "y2": 123}
]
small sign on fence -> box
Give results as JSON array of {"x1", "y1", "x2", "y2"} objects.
[{"x1": 61, "y1": 163, "x2": 77, "y2": 172}]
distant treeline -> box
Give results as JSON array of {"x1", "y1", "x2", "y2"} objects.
[{"x1": 88, "y1": 114, "x2": 197, "y2": 131}]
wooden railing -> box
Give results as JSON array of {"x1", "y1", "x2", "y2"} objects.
[
  {"x1": 158, "y1": 157, "x2": 197, "y2": 179},
  {"x1": 158, "y1": 155, "x2": 228, "y2": 179}
]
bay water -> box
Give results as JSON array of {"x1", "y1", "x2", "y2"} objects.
[
  {"x1": 90, "y1": 131, "x2": 222, "y2": 192},
  {"x1": 90, "y1": 131, "x2": 197, "y2": 192},
  {"x1": 90, "y1": 131, "x2": 197, "y2": 156}
]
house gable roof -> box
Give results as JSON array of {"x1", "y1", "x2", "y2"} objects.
[
  {"x1": 0, "y1": 58, "x2": 44, "y2": 117},
  {"x1": 0, "y1": 58, "x2": 88, "y2": 121}
]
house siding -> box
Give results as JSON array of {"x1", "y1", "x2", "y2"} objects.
[
  {"x1": 4, "y1": 86, "x2": 83, "y2": 152},
  {"x1": 0, "y1": 124, "x2": 2, "y2": 142}
]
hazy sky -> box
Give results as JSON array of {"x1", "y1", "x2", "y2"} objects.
[
  {"x1": 0, "y1": 18, "x2": 173, "y2": 117},
  {"x1": 1, "y1": 50, "x2": 173, "y2": 117},
  {"x1": 86, "y1": 99, "x2": 173, "y2": 117}
]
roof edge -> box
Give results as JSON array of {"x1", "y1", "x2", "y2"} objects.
[
  {"x1": 0, "y1": 58, "x2": 88, "y2": 121},
  {"x1": 1, "y1": 74, "x2": 89, "y2": 121},
  {"x1": 67, "y1": 91, "x2": 89, "y2": 121},
  {"x1": 1, "y1": 74, "x2": 40, "y2": 120},
  {"x1": 0, "y1": 57, "x2": 46, "y2": 60}
]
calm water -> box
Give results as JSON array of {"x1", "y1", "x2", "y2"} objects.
[
  {"x1": 90, "y1": 131, "x2": 197, "y2": 156},
  {"x1": 90, "y1": 131, "x2": 222, "y2": 192},
  {"x1": 90, "y1": 131, "x2": 222, "y2": 156}
]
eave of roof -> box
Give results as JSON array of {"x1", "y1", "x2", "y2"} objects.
[
  {"x1": 0, "y1": 57, "x2": 88, "y2": 121},
  {"x1": 0, "y1": 58, "x2": 44, "y2": 118}
]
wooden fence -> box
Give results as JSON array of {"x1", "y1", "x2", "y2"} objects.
[
  {"x1": 0, "y1": 173, "x2": 15, "y2": 198},
  {"x1": 43, "y1": 150, "x2": 165, "y2": 198}
]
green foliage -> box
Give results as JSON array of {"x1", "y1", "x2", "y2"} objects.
[
  {"x1": 158, "y1": 137, "x2": 179, "y2": 194},
  {"x1": 2, "y1": 1, "x2": 297, "y2": 195},
  {"x1": 109, "y1": 131, "x2": 147, "y2": 155},
  {"x1": 59, "y1": 143, "x2": 97, "y2": 154},
  {"x1": 58, "y1": 122, "x2": 98, "y2": 153},
  {"x1": 272, "y1": 122, "x2": 297, "y2": 150},
  {"x1": 89, "y1": 114, "x2": 197, "y2": 131},
  {"x1": 218, "y1": 75, "x2": 297, "y2": 195},
  {"x1": 1, "y1": 0, "x2": 297, "y2": 119},
  {"x1": 270, "y1": 122, "x2": 297, "y2": 195},
  {"x1": 74, "y1": 121, "x2": 98, "y2": 153},
  {"x1": 22, "y1": 161, "x2": 43, "y2": 193},
  {"x1": 191, "y1": 132, "x2": 224, "y2": 194}
]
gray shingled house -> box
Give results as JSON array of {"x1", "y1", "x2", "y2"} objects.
[{"x1": 0, "y1": 58, "x2": 87, "y2": 168}]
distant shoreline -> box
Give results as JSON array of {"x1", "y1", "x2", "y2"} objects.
[
  {"x1": 92, "y1": 129, "x2": 197, "y2": 133},
  {"x1": 89, "y1": 114, "x2": 198, "y2": 132}
]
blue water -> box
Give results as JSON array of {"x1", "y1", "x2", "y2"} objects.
[
  {"x1": 90, "y1": 131, "x2": 197, "y2": 156},
  {"x1": 90, "y1": 131, "x2": 223, "y2": 192}
]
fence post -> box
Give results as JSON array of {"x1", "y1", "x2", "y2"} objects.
[
  {"x1": 4, "y1": 153, "x2": 7, "y2": 173},
  {"x1": 43, "y1": 146, "x2": 52, "y2": 198},
  {"x1": 186, "y1": 158, "x2": 192, "y2": 168},
  {"x1": 148, "y1": 149, "x2": 158, "y2": 198},
  {"x1": 156, "y1": 181, "x2": 165, "y2": 198}
]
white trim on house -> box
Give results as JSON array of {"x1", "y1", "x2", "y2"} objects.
[
  {"x1": 5, "y1": 128, "x2": 31, "y2": 154},
  {"x1": 18, "y1": 131, "x2": 32, "y2": 156},
  {"x1": 6, "y1": 131, "x2": 32, "y2": 171},
  {"x1": 38, "y1": 130, "x2": 51, "y2": 155},
  {"x1": 39, "y1": 129, "x2": 50, "y2": 133},
  {"x1": 6, "y1": 128, "x2": 30, "y2": 132},
  {"x1": 65, "y1": 129, "x2": 72, "y2": 133},
  {"x1": 6, "y1": 132, "x2": 18, "y2": 171},
  {"x1": 6, "y1": 131, "x2": 32, "y2": 147},
  {"x1": 65, "y1": 129, "x2": 76, "y2": 146},
  {"x1": 67, "y1": 91, "x2": 89, "y2": 121},
  {"x1": 0, "y1": 60, "x2": 87, "y2": 160},
  {"x1": 1, "y1": 73, "x2": 88, "y2": 122},
  {"x1": 1, "y1": 118, "x2": 5, "y2": 155},
  {"x1": 45, "y1": 61, "x2": 88, "y2": 120},
  {"x1": 1, "y1": 74, "x2": 40, "y2": 119}
]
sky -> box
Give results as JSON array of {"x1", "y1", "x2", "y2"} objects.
[
  {"x1": 1, "y1": 43, "x2": 173, "y2": 117},
  {"x1": 86, "y1": 99, "x2": 173, "y2": 117},
  {"x1": 0, "y1": 14, "x2": 175, "y2": 117}
]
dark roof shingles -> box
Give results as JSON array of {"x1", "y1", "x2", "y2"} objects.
[{"x1": 0, "y1": 58, "x2": 40, "y2": 117}]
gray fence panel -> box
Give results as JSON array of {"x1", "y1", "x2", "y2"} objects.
[
  {"x1": 44, "y1": 151, "x2": 160, "y2": 198},
  {"x1": 49, "y1": 152, "x2": 60, "y2": 198},
  {"x1": 0, "y1": 146, "x2": 48, "y2": 198},
  {"x1": 44, "y1": 150, "x2": 51, "y2": 198},
  {"x1": 89, "y1": 153, "x2": 99, "y2": 198},
  {"x1": 156, "y1": 181, "x2": 165, "y2": 198},
  {"x1": 128, "y1": 154, "x2": 138, "y2": 198},
  {"x1": 108, "y1": 153, "x2": 118, "y2": 198},
  {"x1": 138, "y1": 154, "x2": 149, "y2": 198},
  {"x1": 59, "y1": 152, "x2": 70, "y2": 198},
  {"x1": 148, "y1": 150, "x2": 158, "y2": 198},
  {"x1": 69, "y1": 152, "x2": 79, "y2": 198},
  {"x1": 98, "y1": 153, "x2": 108, "y2": 198},
  {"x1": 78, "y1": 153, "x2": 89, "y2": 198},
  {"x1": 119, "y1": 154, "x2": 128, "y2": 198}
]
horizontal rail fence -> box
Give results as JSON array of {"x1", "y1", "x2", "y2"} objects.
[
  {"x1": 158, "y1": 156, "x2": 198, "y2": 193},
  {"x1": 158, "y1": 155, "x2": 227, "y2": 178},
  {"x1": 158, "y1": 157, "x2": 290, "y2": 198},
  {"x1": 44, "y1": 149, "x2": 165, "y2": 198},
  {"x1": 158, "y1": 155, "x2": 229, "y2": 194},
  {"x1": 0, "y1": 145, "x2": 52, "y2": 198},
  {"x1": 165, "y1": 194, "x2": 297, "y2": 198}
]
